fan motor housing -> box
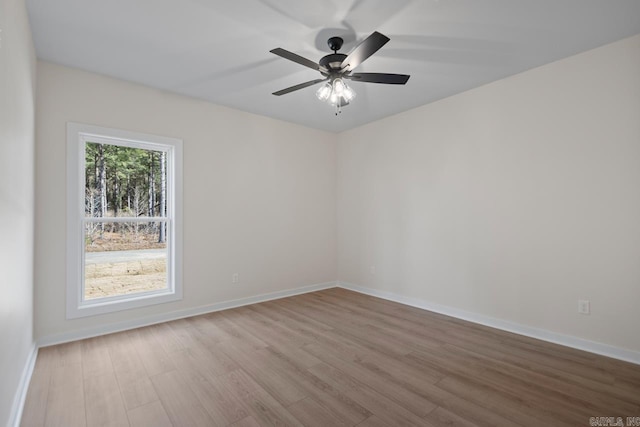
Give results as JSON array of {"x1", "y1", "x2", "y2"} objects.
[{"x1": 319, "y1": 53, "x2": 347, "y2": 74}]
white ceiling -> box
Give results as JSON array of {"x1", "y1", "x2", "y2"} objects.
[{"x1": 27, "y1": 0, "x2": 640, "y2": 133}]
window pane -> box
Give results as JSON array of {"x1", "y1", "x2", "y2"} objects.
[
  {"x1": 84, "y1": 221, "x2": 168, "y2": 300},
  {"x1": 85, "y1": 142, "x2": 168, "y2": 218}
]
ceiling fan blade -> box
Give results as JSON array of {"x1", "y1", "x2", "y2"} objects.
[
  {"x1": 341, "y1": 31, "x2": 390, "y2": 71},
  {"x1": 347, "y1": 72, "x2": 410, "y2": 84},
  {"x1": 272, "y1": 78, "x2": 328, "y2": 96},
  {"x1": 270, "y1": 48, "x2": 324, "y2": 72}
]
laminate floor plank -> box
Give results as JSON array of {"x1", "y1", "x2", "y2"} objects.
[
  {"x1": 126, "y1": 401, "x2": 172, "y2": 427},
  {"x1": 44, "y1": 363, "x2": 86, "y2": 427},
  {"x1": 216, "y1": 312, "x2": 270, "y2": 350},
  {"x1": 436, "y1": 374, "x2": 574, "y2": 426},
  {"x1": 20, "y1": 355, "x2": 52, "y2": 427},
  {"x1": 420, "y1": 345, "x2": 588, "y2": 425},
  {"x1": 217, "y1": 339, "x2": 308, "y2": 407},
  {"x1": 302, "y1": 342, "x2": 438, "y2": 418},
  {"x1": 126, "y1": 327, "x2": 175, "y2": 378},
  {"x1": 22, "y1": 289, "x2": 640, "y2": 426},
  {"x1": 224, "y1": 307, "x2": 310, "y2": 352},
  {"x1": 223, "y1": 307, "x2": 322, "y2": 369},
  {"x1": 105, "y1": 330, "x2": 159, "y2": 411},
  {"x1": 172, "y1": 361, "x2": 249, "y2": 425},
  {"x1": 44, "y1": 340, "x2": 82, "y2": 368},
  {"x1": 432, "y1": 393, "x2": 521, "y2": 427},
  {"x1": 476, "y1": 367, "x2": 597, "y2": 424},
  {"x1": 230, "y1": 416, "x2": 262, "y2": 427},
  {"x1": 105, "y1": 331, "x2": 147, "y2": 386},
  {"x1": 186, "y1": 313, "x2": 231, "y2": 345},
  {"x1": 219, "y1": 369, "x2": 304, "y2": 426},
  {"x1": 150, "y1": 370, "x2": 217, "y2": 427},
  {"x1": 355, "y1": 416, "x2": 391, "y2": 427},
  {"x1": 168, "y1": 335, "x2": 239, "y2": 378},
  {"x1": 118, "y1": 377, "x2": 158, "y2": 412},
  {"x1": 267, "y1": 299, "x2": 335, "y2": 331},
  {"x1": 441, "y1": 336, "x2": 639, "y2": 405},
  {"x1": 425, "y1": 406, "x2": 480, "y2": 427},
  {"x1": 166, "y1": 319, "x2": 203, "y2": 349},
  {"x1": 84, "y1": 372, "x2": 129, "y2": 427},
  {"x1": 277, "y1": 298, "x2": 414, "y2": 359},
  {"x1": 149, "y1": 323, "x2": 187, "y2": 354},
  {"x1": 255, "y1": 345, "x2": 372, "y2": 425},
  {"x1": 307, "y1": 362, "x2": 435, "y2": 427},
  {"x1": 286, "y1": 397, "x2": 351, "y2": 427},
  {"x1": 441, "y1": 343, "x2": 638, "y2": 414}
]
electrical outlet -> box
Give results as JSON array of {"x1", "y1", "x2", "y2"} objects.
[
  {"x1": 578, "y1": 299, "x2": 590, "y2": 315},
  {"x1": 232, "y1": 273, "x2": 239, "y2": 284}
]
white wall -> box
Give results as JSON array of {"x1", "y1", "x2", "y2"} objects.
[
  {"x1": 35, "y1": 61, "x2": 337, "y2": 340},
  {"x1": 337, "y1": 34, "x2": 640, "y2": 353},
  {"x1": 0, "y1": 0, "x2": 36, "y2": 424}
]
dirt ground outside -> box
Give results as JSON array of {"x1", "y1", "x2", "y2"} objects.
[
  {"x1": 85, "y1": 258, "x2": 167, "y2": 299},
  {"x1": 84, "y1": 230, "x2": 169, "y2": 299},
  {"x1": 86, "y1": 230, "x2": 165, "y2": 252}
]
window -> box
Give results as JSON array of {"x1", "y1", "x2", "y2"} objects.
[{"x1": 67, "y1": 123, "x2": 183, "y2": 318}]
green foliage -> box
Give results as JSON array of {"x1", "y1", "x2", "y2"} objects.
[{"x1": 85, "y1": 142, "x2": 165, "y2": 218}]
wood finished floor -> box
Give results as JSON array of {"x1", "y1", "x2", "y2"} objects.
[{"x1": 21, "y1": 288, "x2": 640, "y2": 427}]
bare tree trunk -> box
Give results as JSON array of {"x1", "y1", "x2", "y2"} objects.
[
  {"x1": 148, "y1": 152, "x2": 155, "y2": 217},
  {"x1": 114, "y1": 174, "x2": 119, "y2": 218},
  {"x1": 98, "y1": 144, "x2": 107, "y2": 236},
  {"x1": 113, "y1": 147, "x2": 119, "y2": 219},
  {"x1": 85, "y1": 188, "x2": 99, "y2": 242},
  {"x1": 133, "y1": 186, "x2": 142, "y2": 235},
  {"x1": 148, "y1": 152, "x2": 156, "y2": 238},
  {"x1": 158, "y1": 151, "x2": 166, "y2": 243},
  {"x1": 127, "y1": 174, "x2": 131, "y2": 211},
  {"x1": 94, "y1": 152, "x2": 99, "y2": 192}
]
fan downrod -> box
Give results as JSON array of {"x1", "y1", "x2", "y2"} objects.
[{"x1": 327, "y1": 36, "x2": 344, "y2": 53}]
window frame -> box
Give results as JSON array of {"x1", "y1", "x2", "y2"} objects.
[{"x1": 66, "y1": 122, "x2": 183, "y2": 319}]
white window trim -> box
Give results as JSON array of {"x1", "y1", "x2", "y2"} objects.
[{"x1": 66, "y1": 122, "x2": 183, "y2": 319}]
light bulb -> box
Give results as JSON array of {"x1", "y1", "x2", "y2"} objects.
[
  {"x1": 318, "y1": 78, "x2": 356, "y2": 110},
  {"x1": 343, "y1": 85, "x2": 356, "y2": 102},
  {"x1": 316, "y1": 83, "x2": 331, "y2": 101},
  {"x1": 333, "y1": 78, "x2": 346, "y2": 96}
]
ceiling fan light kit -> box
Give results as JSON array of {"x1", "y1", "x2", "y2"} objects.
[
  {"x1": 316, "y1": 78, "x2": 356, "y2": 115},
  {"x1": 270, "y1": 31, "x2": 410, "y2": 116}
]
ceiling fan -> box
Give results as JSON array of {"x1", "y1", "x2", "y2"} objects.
[{"x1": 270, "y1": 31, "x2": 410, "y2": 113}]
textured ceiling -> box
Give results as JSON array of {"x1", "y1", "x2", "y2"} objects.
[{"x1": 26, "y1": 0, "x2": 640, "y2": 132}]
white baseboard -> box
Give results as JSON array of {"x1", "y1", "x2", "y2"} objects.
[
  {"x1": 37, "y1": 281, "x2": 337, "y2": 348},
  {"x1": 338, "y1": 281, "x2": 640, "y2": 366},
  {"x1": 9, "y1": 343, "x2": 38, "y2": 427}
]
